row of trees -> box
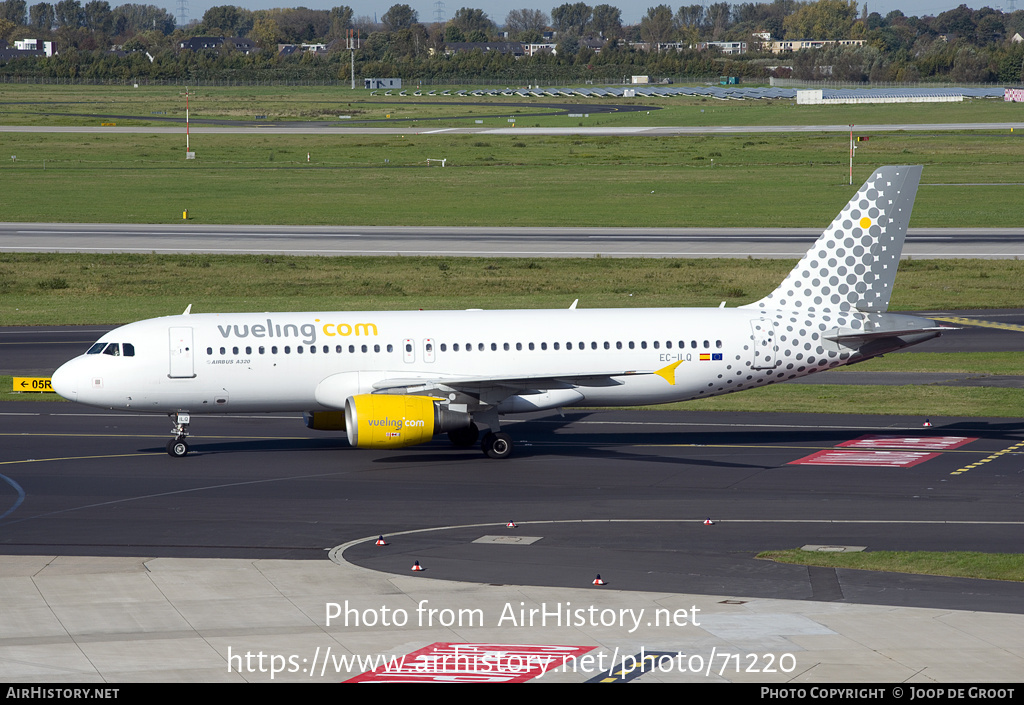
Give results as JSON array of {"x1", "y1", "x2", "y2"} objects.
[{"x1": 1, "y1": 1, "x2": 1023, "y2": 84}]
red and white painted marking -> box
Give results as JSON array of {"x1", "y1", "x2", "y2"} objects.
[
  {"x1": 346, "y1": 642, "x2": 594, "y2": 683},
  {"x1": 837, "y1": 435, "x2": 977, "y2": 451},
  {"x1": 789, "y1": 449, "x2": 940, "y2": 468}
]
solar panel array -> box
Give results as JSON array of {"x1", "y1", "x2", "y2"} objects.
[{"x1": 410, "y1": 85, "x2": 1006, "y2": 100}]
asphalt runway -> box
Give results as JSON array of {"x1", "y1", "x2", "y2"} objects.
[
  {"x1": 3, "y1": 403, "x2": 1024, "y2": 614},
  {"x1": 3, "y1": 223, "x2": 1024, "y2": 258}
]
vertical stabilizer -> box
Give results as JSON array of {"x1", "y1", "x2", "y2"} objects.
[{"x1": 743, "y1": 165, "x2": 922, "y2": 314}]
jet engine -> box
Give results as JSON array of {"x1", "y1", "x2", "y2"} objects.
[{"x1": 344, "y1": 394, "x2": 472, "y2": 449}]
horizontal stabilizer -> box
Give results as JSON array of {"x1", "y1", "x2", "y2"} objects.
[{"x1": 824, "y1": 326, "x2": 951, "y2": 348}]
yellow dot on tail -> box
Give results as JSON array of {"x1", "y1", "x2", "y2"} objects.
[{"x1": 859, "y1": 217, "x2": 872, "y2": 229}]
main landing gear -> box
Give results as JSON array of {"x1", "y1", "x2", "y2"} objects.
[
  {"x1": 167, "y1": 412, "x2": 191, "y2": 457},
  {"x1": 446, "y1": 421, "x2": 513, "y2": 459},
  {"x1": 481, "y1": 431, "x2": 512, "y2": 460}
]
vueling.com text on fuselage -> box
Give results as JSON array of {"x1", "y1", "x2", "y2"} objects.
[{"x1": 216, "y1": 319, "x2": 379, "y2": 346}]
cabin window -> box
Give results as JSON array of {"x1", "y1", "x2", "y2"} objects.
[
  {"x1": 503, "y1": 343, "x2": 510, "y2": 351},
  {"x1": 206, "y1": 347, "x2": 213, "y2": 355},
  {"x1": 233, "y1": 346, "x2": 239, "y2": 355},
  {"x1": 653, "y1": 341, "x2": 660, "y2": 349},
  {"x1": 219, "y1": 347, "x2": 226, "y2": 355},
  {"x1": 541, "y1": 342, "x2": 547, "y2": 350},
  {"x1": 336, "y1": 345, "x2": 342, "y2": 353},
  {"x1": 272, "y1": 346, "x2": 278, "y2": 354},
  {"x1": 553, "y1": 342, "x2": 560, "y2": 350},
  {"x1": 284, "y1": 346, "x2": 291, "y2": 354}
]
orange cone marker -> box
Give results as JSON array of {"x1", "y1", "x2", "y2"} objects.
[
  {"x1": 593, "y1": 574, "x2": 606, "y2": 586},
  {"x1": 375, "y1": 535, "x2": 388, "y2": 546},
  {"x1": 506, "y1": 521, "x2": 517, "y2": 528},
  {"x1": 704, "y1": 518, "x2": 714, "y2": 525},
  {"x1": 411, "y1": 561, "x2": 424, "y2": 571},
  {"x1": 923, "y1": 419, "x2": 933, "y2": 427}
]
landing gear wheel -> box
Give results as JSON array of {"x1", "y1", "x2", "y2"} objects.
[
  {"x1": 481, "y1": 432, "x2": 512, "y2": 459},
  {"x1": 167, "y1": 438, "x2": 189, "y2": 458},
  {"x1": 448, "y1": 422, "x2": 479, "y2": 448}
]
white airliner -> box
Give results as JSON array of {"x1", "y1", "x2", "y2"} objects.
[{"x1": 52, "y1": 165, "x2": 945, "y2": 459}]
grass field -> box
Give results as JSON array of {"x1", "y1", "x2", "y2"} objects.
[
  {"x1": 3, "y1": 253, "x2": 1024, "y2": 324},
  {"x1": 1, "y1": 84, "x2": 1022, "y2": 226},
  {"x1": 759, "y1": 549, "x2": 1024, "y2": 582},
  {"x1": 0, "y1": 131, "x2": 1021, "y2": 226}
]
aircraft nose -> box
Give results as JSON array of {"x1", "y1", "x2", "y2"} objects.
[{"x1": 50, "y1": 360, "x2": 78, "y2": 402}]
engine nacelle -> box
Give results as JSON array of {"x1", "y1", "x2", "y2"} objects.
[
  {"x1": 304, "y1": 411, "x2": 346, "y2": 431},
  {"x1": 345, "y1": 394, "x2": 472, "y2": 449}
]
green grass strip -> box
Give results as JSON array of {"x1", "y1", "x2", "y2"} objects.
[{"x1": 758, "y1": 549, "x2": 1024, "y2": 582}]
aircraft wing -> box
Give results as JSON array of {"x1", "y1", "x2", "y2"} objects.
[{"x1": 370, "y1": 371, "x2": 638, "y2": 393}]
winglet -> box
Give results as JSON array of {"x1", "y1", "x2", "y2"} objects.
[
  {"x1": 569, "y1": 299, "x2": 579, "y2": 310},
  {"x1": 182, "y1": 304, "x2": 192, "y2": 315},
  {"x1": 654, "y1": 360, "x2": 683, "y2": 385}
]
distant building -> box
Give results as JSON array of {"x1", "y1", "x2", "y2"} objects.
[
  {"x1": 14, "y1": 38, "x2": 55, "y2": 56},
  {"x1": 442, "y1": 42, "x2": 524, "y2": 57},
  {"x1": 365, "y1": 78, "x2": 401, "y2": 89},
  {"x1": 698, "y1": 41, "x2": 747, "y2": 54},
  {"x1": 767, "y1": 39, "x2": 865, "y2": 54},
  {"x1": 179, "y1": 36, "x2": 256, "y2": 54},
  {"x1": 523, "y1": 43, "x2": 557, "y2": 56}
]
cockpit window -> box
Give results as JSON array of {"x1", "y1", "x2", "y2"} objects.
[
  {"x1": 87, "y1": 342, "x2": 106, "y2": 354},
  {"x1": 122, "y1": 343, "x2": 135, "y2": 357},
  {"x1": 102, "y1": 343, "x2": 120, "y2": 356}
]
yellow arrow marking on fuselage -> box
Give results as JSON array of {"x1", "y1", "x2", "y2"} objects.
[{"x1": 653, "y1": 360, "x2": 684, "y2": 385}]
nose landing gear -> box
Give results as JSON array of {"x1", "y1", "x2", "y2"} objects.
[{"x1": 167, "y1": 412, "x2": 191, "y2": 457}]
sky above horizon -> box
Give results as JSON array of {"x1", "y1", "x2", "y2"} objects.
[{"x1": 160, "y1": 0, "x2": 1015, "y2": 30}]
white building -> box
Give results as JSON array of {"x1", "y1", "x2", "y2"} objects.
[{"x1": 14, "y1": 39, "x2": 55, "y2": 57}]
